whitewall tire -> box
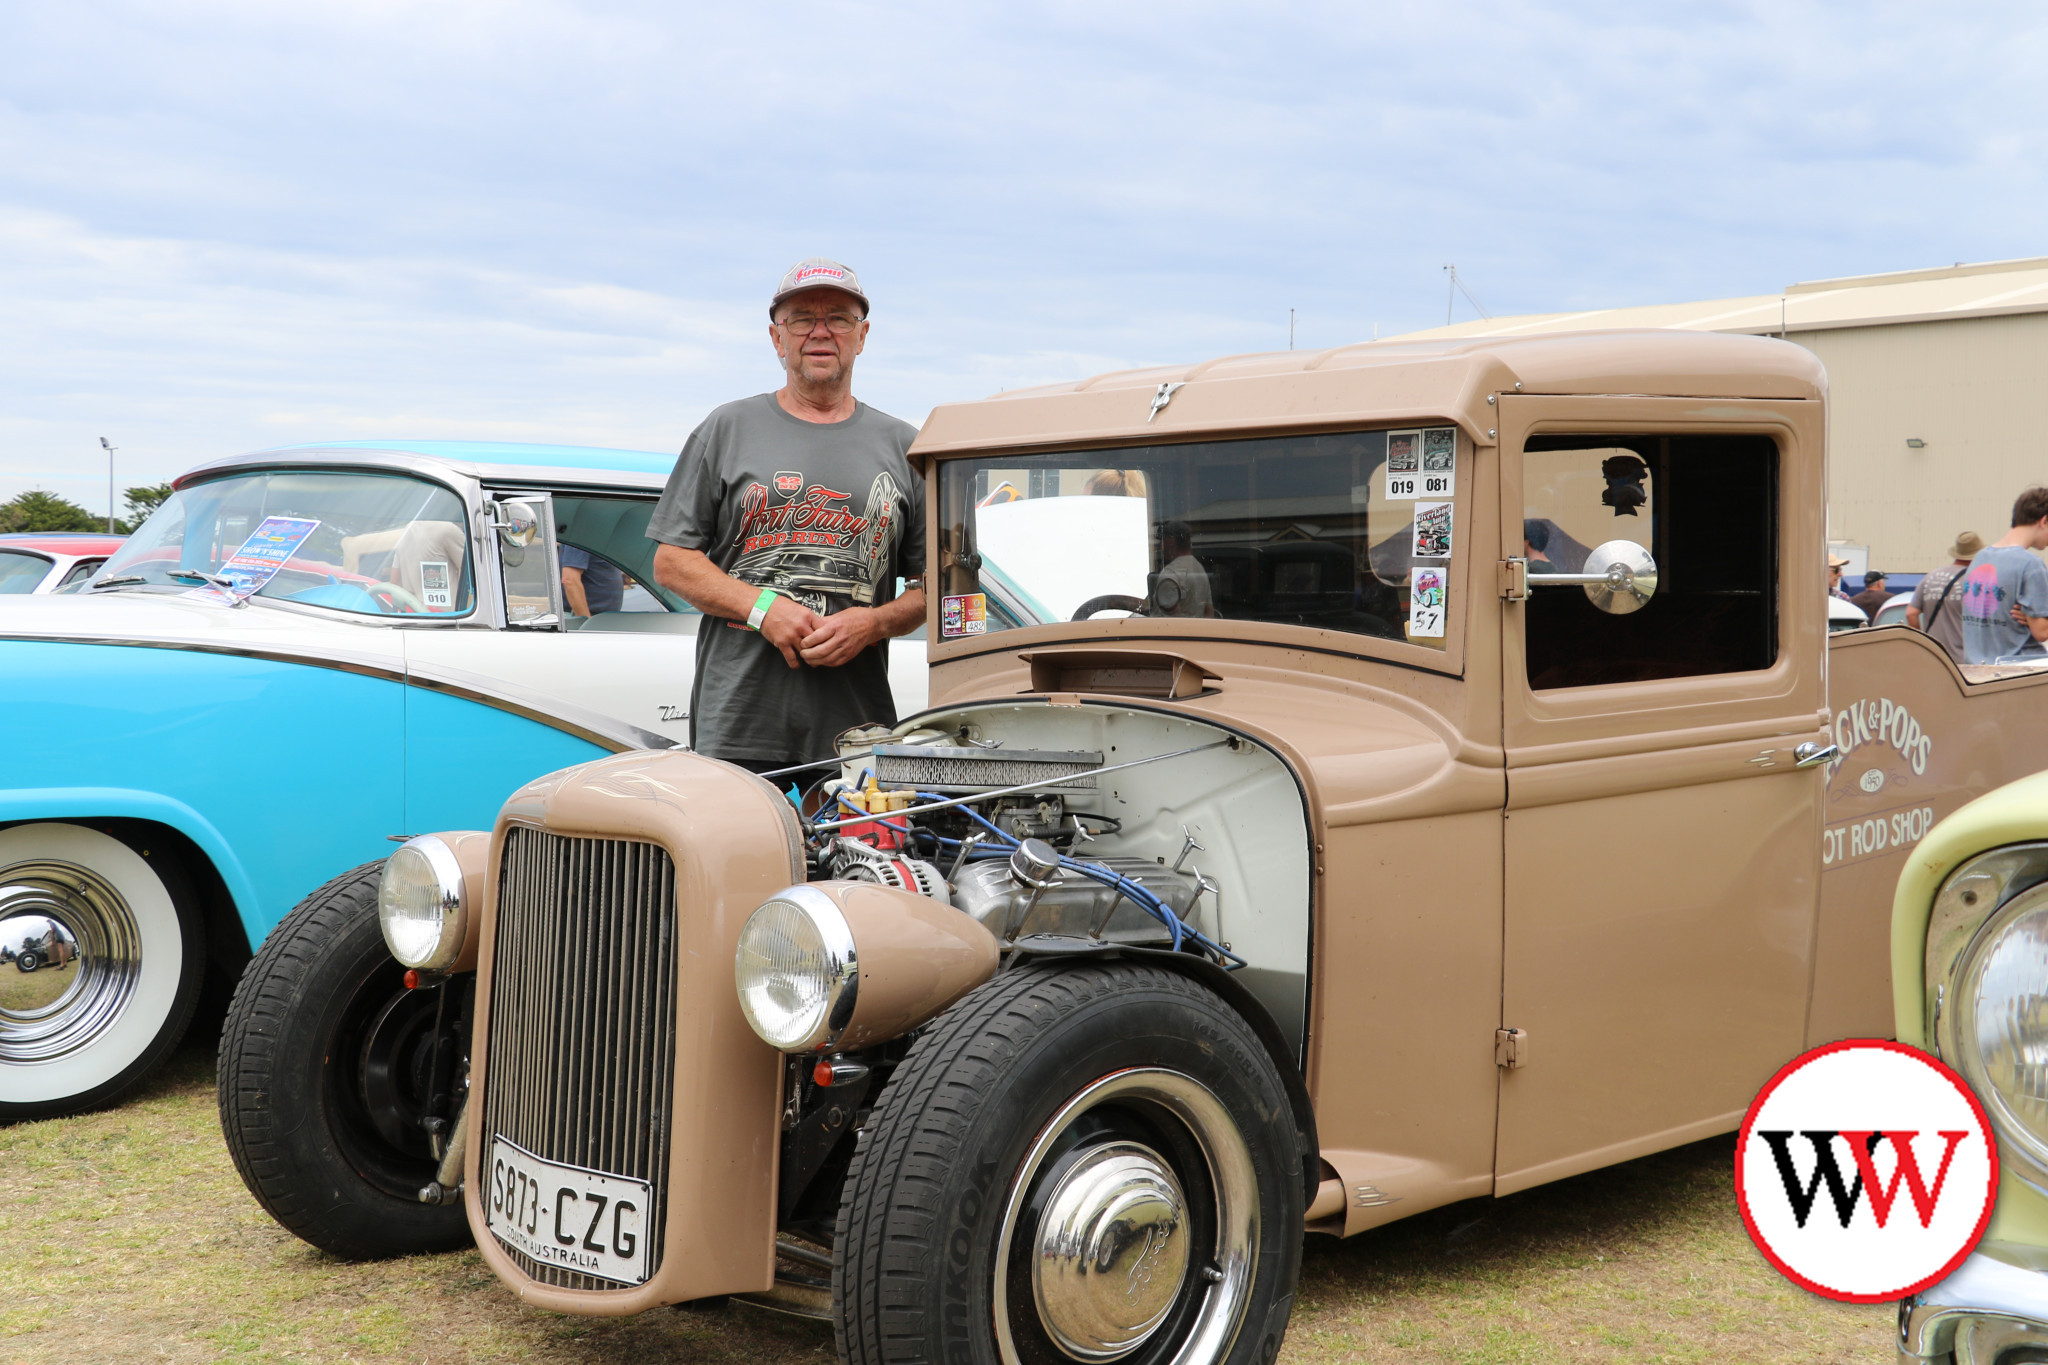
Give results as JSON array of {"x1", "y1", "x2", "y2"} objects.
[{"x1": 0, "y1": 823, "x2": 204, "y2": 1120}]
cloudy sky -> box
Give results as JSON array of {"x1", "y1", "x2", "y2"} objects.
[{"x1": 3, "y1": 1, "x2": 2045, "y2": 512}]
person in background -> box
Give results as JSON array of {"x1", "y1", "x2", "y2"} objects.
[
  {"x1": 1828, "y1": 553, "x2": 1854, "y2": 600},
  {"x1": 1961, "y1": 488, "x2": 2048, "y2": 665},
  {"x1": 1153, "y1": 521, "x2": 1215, "y2": 617},
  {"x1": 1906, "y1": 531, "x2": 1983, "y2": 665},
  {"x1": 1848, "y1": 569, "x2": 1891, "y2": 619},
  {"x1": 559, "y1": 544, "x2": 625, "y2": 617}
]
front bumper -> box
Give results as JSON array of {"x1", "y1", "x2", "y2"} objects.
[{"x1": 1899, "y1": 1242, "x2": 2048, "y2": 1363}]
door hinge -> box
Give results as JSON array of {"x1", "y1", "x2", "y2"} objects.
[
  {"x1": 1496, "y1": 1027, "x2": 1529, "y2": 1069},
  {"x1": 1498, "y1": 558, "x2": 1529, "y2": 601}
]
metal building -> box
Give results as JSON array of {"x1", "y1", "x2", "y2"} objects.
[{"x1": 1402, "y1": 256, "x2": 2048, "y2": 579}]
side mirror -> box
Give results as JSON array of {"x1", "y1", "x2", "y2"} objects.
[
  {"x1": 1528, "y1": 539, "x2": 1659, "y2": 615},
  {"x1": 493, "y1": 499, "x2": 540, "y2": 549}
]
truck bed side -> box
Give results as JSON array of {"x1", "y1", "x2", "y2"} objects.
[{"x1": 1809, "y1": 625, "x2": 2048, "y2": 1043}]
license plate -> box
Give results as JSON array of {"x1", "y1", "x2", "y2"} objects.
[{"x1": 485, "y1": 1135, "x2": 653, "y2": 1286}]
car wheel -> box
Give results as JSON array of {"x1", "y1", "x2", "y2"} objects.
[
  {"x1": 836, "y1": 961, "x2": 1304, "y2": 1365},
  {"x1": 0, "y1": 823, "x2": 205, "y2": 1122},
  {"x1": 217, "y1": 860, "x2": 470, "y2": 1259}
]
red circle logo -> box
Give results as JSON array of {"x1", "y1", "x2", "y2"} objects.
[{"x1": 1735, "y1": 1039, "x2": 1998, "y2": 1302}]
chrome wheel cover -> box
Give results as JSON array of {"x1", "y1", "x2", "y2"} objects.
[
  {"x1": 0, "y1": 861, "x2": 143, "y2": 1064},
  {"x1": 995, "y1": 1068, "x2": 1259, "y2": 1365}
]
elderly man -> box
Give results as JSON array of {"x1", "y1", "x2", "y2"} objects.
[{"x1": 648, "y1": 259, "x2": 925, "y2": 771}]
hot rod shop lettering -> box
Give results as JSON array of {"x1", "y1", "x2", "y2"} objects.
[
  {"x1": 1822, "y1": 805, "x2": 1938, "y2": 867},
  {"x1": 1832, "y1": 697, "x2": 1932, "y2": 777}
]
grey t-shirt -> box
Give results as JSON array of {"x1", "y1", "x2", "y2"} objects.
[
  {"x1": 1910, "y1": 562, "x2": 1968, "y2": 664},
  {"x1": 648, "y1": 394, "x2": 923, "y2": 763},
  {"x1": 1960, "y1": 545, "x2": 2048, "y2": 664}
]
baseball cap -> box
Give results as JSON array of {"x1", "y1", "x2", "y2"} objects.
[
  {"x1": 1950, "y1": 531, "x2": 1985, "y2": 559},
  {"x1": 770, "y1": 258, "x2": 870, "y2": 317},
  {"x1": 1827, "y1": 553, "x2": 1850, "y2": 569}
]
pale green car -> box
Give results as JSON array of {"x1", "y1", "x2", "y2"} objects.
[{"x1": 1896, "y1": 769, "x2": 2048, "y2": 1363}]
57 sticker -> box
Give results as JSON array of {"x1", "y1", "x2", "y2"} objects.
[{"x1": 1408, "y1": 567, "x2": 1447, "y2": 638}]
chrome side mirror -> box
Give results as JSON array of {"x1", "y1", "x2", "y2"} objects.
[
  {"x1": 1528, "y1": 539, "x2": 1659, "y2": 615},
  {"x1": 492, "y1": 499, "x2": 540, "y2": 549}
]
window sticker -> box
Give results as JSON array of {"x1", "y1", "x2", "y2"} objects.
[
  {"x1": 1383, "y1": 431, "x2": 1422, "y2": 500},
  {"x1": 1412, "y1": 501, "x2": 1453, "y2": 559},
  {"x1": 1421, "y1": 427, "x2": 1457, "y2": 491},
  {"x1": 942, "y1": 592, "x2": 988, "y2": 637},
  {"x1": 1409, "y1": 567, "x2": 1447, "y2": 638},
  {"x1": 220, "y1": 516, "x2": 320, "y2": 598},
  {"x1": 419, "y1": 560, "x2": 452, "y2": 611}
]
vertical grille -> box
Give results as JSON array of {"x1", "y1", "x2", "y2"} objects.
[{"x1": 482, "y1": 828, "x2": 678, "y2": 1290}]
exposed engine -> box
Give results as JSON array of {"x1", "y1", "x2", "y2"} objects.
[{"x1": 801, "y1": 729, "x2": 1231, "y2": 959}]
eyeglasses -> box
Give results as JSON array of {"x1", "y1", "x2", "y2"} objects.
[{"x1": 776, "y1": 311, "x2": 864, "y2": 335}]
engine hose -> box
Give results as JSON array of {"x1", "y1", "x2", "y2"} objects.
[{"x1": 933, "y1": 798, "x2": 1244, "y2": 967}]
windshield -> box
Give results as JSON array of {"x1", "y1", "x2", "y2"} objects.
[
  {"x1": 0, "y1": 550, "x2": 51, "y2": 594},
  {"x1": 97, "y1": 470, "x2": 473, "y2": 617},
  {"x1": 934, "y1": 426, "x2": 1463, "y2": 652}
]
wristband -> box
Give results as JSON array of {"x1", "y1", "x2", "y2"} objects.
[{"x1": 746, "y1": 587, "x2": 780, "y2": 631}]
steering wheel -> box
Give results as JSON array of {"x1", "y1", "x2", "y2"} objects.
[
  {"x1": 365, "y1": 580, "x2": 428, "y2": 615},
  {"x1": 1071, "y1": 594, "x2": 1146, "y2": 621}
]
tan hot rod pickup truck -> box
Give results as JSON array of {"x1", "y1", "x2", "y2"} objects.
[{"x1": 219, "y1": 330, "x2": 2048, "y2": 1364}]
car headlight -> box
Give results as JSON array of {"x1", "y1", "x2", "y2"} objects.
[
  {"x1": 1945, "y1": 877, "x2": 2048, "y2": 1191},
  {"x1": 379, "y1": 835, "x2": 467, "y2": 971},
  {"x1": 735, "y1": 886, "x2": 858, "y2": 1052}
]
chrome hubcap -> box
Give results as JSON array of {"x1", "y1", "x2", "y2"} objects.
[
  {"x1": 994, "y1": 1068, "x2": 1260, "y2": 1365},
  {"x1": 0, "y1": 862, "x2": 142, "y2": 1063},
  {"x1": 1033, "y1": 1140, "x2": 1190, "y2": 1359}
]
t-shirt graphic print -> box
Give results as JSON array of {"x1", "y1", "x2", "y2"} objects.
[{"x1": 732, "y1": 469, "x2": 905, "y2": 613}]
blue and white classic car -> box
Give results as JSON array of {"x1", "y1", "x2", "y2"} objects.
[{"x1": 0, "y1": 440, "x2": 928, "y2": 1120}]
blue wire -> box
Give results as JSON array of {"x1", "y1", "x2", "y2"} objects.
[{"x1": 826, "y1": 790, "x2": 1241, "y2": 968}]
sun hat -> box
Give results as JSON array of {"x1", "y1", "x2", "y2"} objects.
[
  {"x1": 1949, "y1": 531, "x2": 1985, "y2": 559},
  {"x1": 770, "y1": 258, "x2": 870, "y2": 317}
]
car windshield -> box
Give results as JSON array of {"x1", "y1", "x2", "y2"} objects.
[
  {"x1": 0, "y1": 550, "x2": 51, "y2": 594},
  {"x1": 933, "y1": 426, "x2": 1464, "y2": 652},
  {"x1": 96, "y1": 470, "x2": 474, "y2": 617}
]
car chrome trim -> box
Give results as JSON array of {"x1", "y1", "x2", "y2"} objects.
[
  {"x1": 993, "y1": 1068, "x2": 1258, "y2": 1365},
  {"x1": 1899, "y1": 1245, "x2": 2048, "y2": 1362},
  {"x1": 0, "y1": 860, "x2": 143, "y2": 1064},
  {"x1": 0, "y1": 632, "x2": 673, "y2": 754}
]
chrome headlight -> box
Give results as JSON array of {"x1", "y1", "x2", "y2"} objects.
[
  {"x1": 1949, "y1": 881, "x2": 2048, "y2": 1184},
  {"x1": 735, "y1": 885, "x2": 858, "y2": 1052},
  {"x1": 378, "y1": 835, "x2": 466, "y2": 971}
]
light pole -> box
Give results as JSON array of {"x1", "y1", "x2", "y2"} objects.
[{"x1": 100, "y1": 438, "x2": 116, "y2": 533}]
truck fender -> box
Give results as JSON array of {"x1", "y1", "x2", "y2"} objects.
[{"x1": 1008, "y1": 935, "x2": 1321, "y2": 1206}]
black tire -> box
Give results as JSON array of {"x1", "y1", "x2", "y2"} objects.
[
  {"x1": 836, "y1": 961, "x2": 1304, "y2": 1365},
  {"x1": 217, "y1": 860, "x2": 470, "y2": 1259},
  {"x1": 0, "y1": 822, "x2": 206, "y2": 1123}
]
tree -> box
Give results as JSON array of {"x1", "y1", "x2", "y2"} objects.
[
  {"x1": 0, "y1": 490, "x2": 103, "y2": 534},
  {"x1": 118, "y1": 483, "x2": 174, "y2": 534}
]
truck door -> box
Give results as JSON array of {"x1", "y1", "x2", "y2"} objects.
[{"x1": 1493, "y1": 394, "x2": 1831, "y2": 1195}]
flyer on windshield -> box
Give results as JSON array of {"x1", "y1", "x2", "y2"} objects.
[{"x1": 219, "y1": 516, "x2": 320, "y2": 598}]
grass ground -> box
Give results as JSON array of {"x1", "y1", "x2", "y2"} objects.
[{"x1": 1, "y1": 1034, "x2": 1892, "y2": 1365}]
